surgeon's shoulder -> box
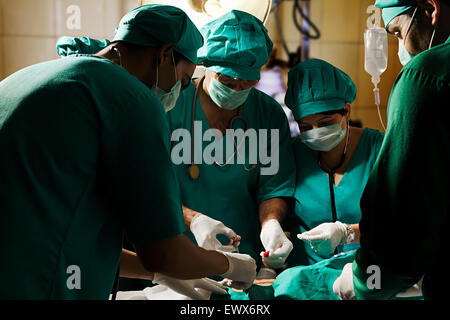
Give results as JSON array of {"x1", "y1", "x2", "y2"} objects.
[
  {"x1": 362, "y1": 127, "x2": 385, "y2": 156},
  {"x1": 402, "y1": 40, "x2": 450, "y2": 84}
]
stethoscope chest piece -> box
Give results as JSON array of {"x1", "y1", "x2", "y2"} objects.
[{"x1": 188, "y1": 164, "x2": 200, "y2": 180}]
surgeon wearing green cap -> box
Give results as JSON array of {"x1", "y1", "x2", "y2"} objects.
[
  {"x1": 333, "y1": 0, "x2": 450, "y2": 300},
  {"x1": 284, "y1": 59, "x2": 384, "y2": 270},
  {"x1": 0, "y1": 5, "x2": 258, "y2": 300},
  {"x1": 168, "y1": 10, "x2": 296, "y2": 281}
]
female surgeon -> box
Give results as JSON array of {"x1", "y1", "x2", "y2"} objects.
[
  {"x1": 168, "y1": 10, "x2": 297, "y2": 281},
  {"x1": 284, "y1": 59, "x2": 385, "y2": 267}
]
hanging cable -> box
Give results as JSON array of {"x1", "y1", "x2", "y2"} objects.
[{"x1": 292, "y1": 0, "x2": 321, "y2": 39}]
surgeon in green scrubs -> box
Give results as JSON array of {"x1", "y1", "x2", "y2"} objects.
[
  {"x1": 168, "y1": 10, "x2": 296, "y2": 278},
  {"x1": 284, "y1": 58, "x2": 384, "y2": 265},
  {"x1": 333, "y1": 0, "x2": 450, "y2": 300},
  {"x1": 0, "y1": 5, "x2": 256, "y2": 300}
]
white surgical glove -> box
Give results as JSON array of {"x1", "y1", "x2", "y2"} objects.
[
  {"x1": 259, "y1": 219, "x2": 293, "y2": 269},
  {"x1": 190, "y1": 213, "x2": 239, "y2": 251},
  {"x1": 332, "y1": 263, "x2": 356, "y2": 300},
  {"x1": 297, "y1": 221, "x2": 350, "y2": 257},
  {"x1": 152, "y1": 273, "x2": 228, "y2": 300},
  {"x1": 220, "y1": 251, "x2": 257, "y2": 290}
]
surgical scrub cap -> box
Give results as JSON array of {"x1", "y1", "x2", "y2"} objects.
[
  {"x1": 375, "y1": 0, "x2": 417, "y2": 27},
  {"x1": 197, "y1": 10, "x2": 273, "y2": 81},
  {"x1": 56, "y1": 36, "x2": 111, "y2": 57},
  {"x1": 285, "y1": 59, "x2": 356, "y2": 120},
  {"x1": 112, "y1": 4, "x2": 203, "y2": 64}
]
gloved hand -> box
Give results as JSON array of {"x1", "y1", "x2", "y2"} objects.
[
  {"x1": 220, "y1": 251, "x2": 257, "y2": 290},
  {"x1": 259, "y1": 219, "x2": 293, "y2": 269},
  {"x1": 297, "y1": 221, "x2": 349, "y2": 257},
  {"x1": 190, "y1": 213, "x2": 240, "y2": 251},
  {"x1": 152, "y1": 273, "x2": 228, "y2": 300},
  {"x1": 332, "y1": 263, "x2": 356, "y2": 300}
]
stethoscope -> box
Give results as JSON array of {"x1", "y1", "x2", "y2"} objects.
[
  {"x1": 188, "y1": 76, "x2": 257, "y2": 180},
  {"x1": 317, "y1": 120, "x2": 350, "y2": 254}
]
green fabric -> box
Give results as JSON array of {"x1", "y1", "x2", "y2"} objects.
[
  {"x1": 167, "y1": 81, "x2": 296, "y2": 263},
  {"x1": 353, "y1": 36, "x2": 450, "y2": 300},
  {"x1": 274, "y1": 251, "x2": 357, "y2": 300},
  {"x1": 198, "y1": 10, "x2": 273, "y2": 81},
  {"x1": 112, "y1": 4, "x2": 203, "y2": 64},
  {"x1": 285, "y1": 59, "x2": 357, "y2": 120},
  {"x1": 287, "y1": 128, "x2": 384, "y2": 267},
  {"x1": 212, "y1": 250, "x2": 422, "y2": 300},
  {"x1": 211, "y1": 285, "x2": 274, "y2": 300},
  {"x1": 374, "y1": 0, "x2": 416, "y2": 27},
  {"x1": 56, "y1": 36, "x2": 110, "y2": 57},
  {"x1": 0, "y1": 55, "x2": 185, "y2": 299}
]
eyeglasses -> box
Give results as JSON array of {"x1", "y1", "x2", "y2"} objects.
[{"x1": 215, "y1": 73, "x2": 258, "y2": 91}]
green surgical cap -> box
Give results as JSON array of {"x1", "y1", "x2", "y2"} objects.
[
  {"x1": 374, "y1": 0, "x2": 417, "y2": 27},
  {"x1": 56, "y1": 36, "x2": 110, "y2": 57},
  {"x1": 197, "y1": 10, "x2": 273, "y2": 81},
  {"x1": 113, "y1": 4, "x2": 203, "y2": 64},
  {"x1": 285, "y1": 59, "x2": 356, "y2": 120}
]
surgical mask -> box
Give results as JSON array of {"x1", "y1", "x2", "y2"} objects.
[
  {"x1": 207, "y1": 77, "x2": 251, "y2": 110},
  {"x1": 151, "y1": 53, "x2": 181, "y2": 112},
  {"x1": 398, "y1": 40, "x2": 416, "y2": 66},
  {"x1": 397, "y1": 7, "x2": 417, "y2": 66},
  {"x1": 300, "y1": 118, "x2": 348, "y2": 152}
]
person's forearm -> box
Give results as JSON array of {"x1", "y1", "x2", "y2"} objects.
[
  {"x1": 135, "y1": 234, "x2": 229, "y2": 280},
  {"x1": 259, "y1": 198, "x2": 288, "y2": 226},
  {"x1": 351, "y1": 224, "x2": 360, "y2": 243},
  {"x1": 182, "y1": 204, "x2": 200, "y2": 232},
  {"x1": 120, "y1": 249, "x2": 154, "y2": 281}
]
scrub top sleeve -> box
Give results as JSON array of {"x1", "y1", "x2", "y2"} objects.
[
  {"x1": 353, "y1": 67, "x2": 449, "y2": 299},
  {"x1": 102, "y1": 92, "x2": 185, "y2": 244},
  {"x1": 256, "y1": 103, "x2": 296, "y2": 204}
]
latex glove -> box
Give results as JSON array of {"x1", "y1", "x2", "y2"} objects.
[
  {"x1": 395, "y1": 277, "x2": 423, "y2": 298},
  {"x1": 220, "y1": 251, "x2": 257, "y2": 290},
  {"x1": 259, "y1": 219, "x2": 293, "y2": 269},
  {"x1": 332, "y1": 263, "x2": 356, "y2": 300},
  {"x1": 297, "y1": 221, "x2": 349, "y2": 257},
  {"x1": 152, "y1": 273, "x2": 228, "y2": 300},
  {"x1": 190, "y1": 213, "x2": 240, "y2": 252}
]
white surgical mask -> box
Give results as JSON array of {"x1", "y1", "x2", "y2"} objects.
[
  {"x1": 151, "y1": 53, "x2": 181, "y2": 112},
  {"x1": 397, "y1": 7, "x2": 417, "y2": 66},
  {"x1": 300, "y1": 117, "x2": 348, "y2": 152}
]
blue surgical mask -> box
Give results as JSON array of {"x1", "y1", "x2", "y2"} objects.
[
  {"x1": 207, "y1": 77, "x2": 251, "y2": 110},
  {"x1": 300, "y1": 118, "x2": 348, "y2": 152},
  {"x1": 151, "y1": 53, "x2": 181, "y2": 112}
]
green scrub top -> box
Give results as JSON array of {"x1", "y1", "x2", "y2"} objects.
[
  {"x1": 0, "y1": 55, "x2": 185, "y2": 299},
  {"x1": 353, "y1": 37, "x2": 450, "y2": 300},
  {"x1": 288, "y1": 128, "x2": 384, "y2": 266},
  {"x1": 167, "y1": 81, "x2": 296, "y2": 263}
]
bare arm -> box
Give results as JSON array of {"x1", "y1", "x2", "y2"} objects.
[
  {"x1": 350, "y1": 223, "x2": 360, "y2": 243},
  {"x1": 259, "y1": 197, "x2": 289, "y2": 227},
  {"x1": 182, "y1": 204, "x2": 200, "y2": 232},
  {"x1": 134, "y1": 233, "x2": 229, "y2": 280},
  {"x1": 119, "y1": 248, "x2": 154, "y2": 281}
]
